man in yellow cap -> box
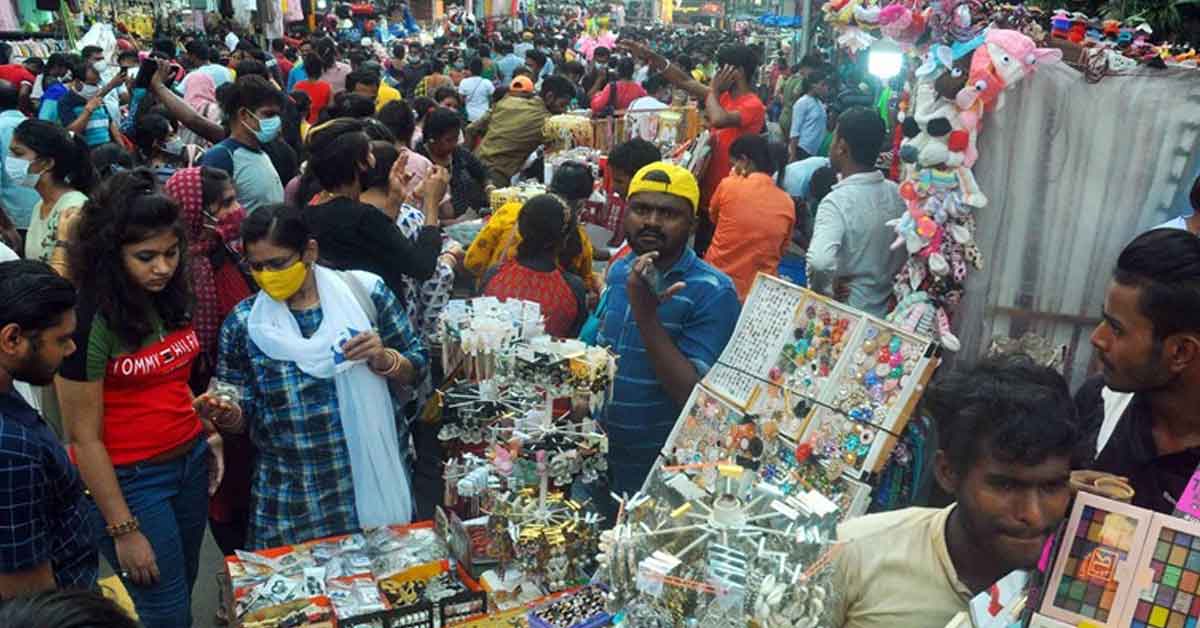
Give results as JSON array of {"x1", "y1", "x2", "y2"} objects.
[{"x1": 593, "y1": 162, "x2": 741, "y2": 497}]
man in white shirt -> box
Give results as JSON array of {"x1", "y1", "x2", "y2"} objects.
[
  {"x1": 457, "y1": 58, "x2": 495, "y2": 123},
  {"x1": 806, "y1": 106, "x2": 905, "y2": 316},
  {"x1": 627, "y1": 74, "x2": 672, "y2": 112},
  {"x1": 834, "y1": 355, "x2": 1078, "y2": 628},
  {"x1": 1152, "y1": 174, "x2": 1200, "y2": 234}
]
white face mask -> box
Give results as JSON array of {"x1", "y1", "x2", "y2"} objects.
[
  {"x1": 92, "y1": 60, "x2": 109, "y2": 74},
  {"x1": 78, "y1": 84, "x2": 100, "y2": 98},
  {"x1": 5, "y1": 156, "x2": 41, "y2": 188}
]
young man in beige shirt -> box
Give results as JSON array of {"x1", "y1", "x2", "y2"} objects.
[{"x1": 833, "y1": 355, "x2": 1081, "y2": 628}]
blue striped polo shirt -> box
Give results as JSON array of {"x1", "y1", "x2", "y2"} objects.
[{"x1": 597, "y1": 247, "x2": 740, "y2": 493}]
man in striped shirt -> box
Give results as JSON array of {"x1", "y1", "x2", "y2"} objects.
[{"x1": 596, "y1": 162, "x2": 740, "y2": 496}]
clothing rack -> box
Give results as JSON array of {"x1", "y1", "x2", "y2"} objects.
[{"x1": 0, "y1": 31, "x2": 66, "y2": 40}]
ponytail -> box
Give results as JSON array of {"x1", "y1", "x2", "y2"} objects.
[{"x1": 64, "y1": 132, "x2": 98, "y2": 194}]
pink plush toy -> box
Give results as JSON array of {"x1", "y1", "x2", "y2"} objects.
[{"x1": 956, "y1": 29, "x2": 1063, "y2": 112}]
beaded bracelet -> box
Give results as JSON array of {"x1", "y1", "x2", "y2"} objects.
[{"x1": 106, "y1": 517, "x2": 140, "y2": 538}]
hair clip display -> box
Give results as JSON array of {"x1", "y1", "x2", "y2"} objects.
[
  {"x1": 434, "y1": 298, "x2": 616, "y2": 599},
  {"x1": 596, "y1": 463, "x2": 840, "y2": 625}
]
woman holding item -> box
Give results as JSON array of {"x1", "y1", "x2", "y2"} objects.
[
  {"x1": 164, "y1": 166, "x2": 255, "y2": 554},
  {"x1": 216, "y1": 203, "x2": 425, "y2": 548}
]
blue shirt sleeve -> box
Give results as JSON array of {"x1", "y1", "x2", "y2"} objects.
[
  {"x1": 199, "y1": 143, "x2": 235, "y2": 175},
  {"x1": 120, "y1": 88, "x2": 149, "y2": 135},
  {"x1": 56, "y1": 96, "x2": 78, "y2": 129},
  {"x1": 216, "y1": 300, "x2": 259, "y2": 428},
  {"x1": 0, "y1": 431, "x2": 51, "y2": 573},
  {"x1": 287, "y1": 65, "x2": 307, "y2": 93},
  {"x1": 789, "y1": 96, "x2": 809, "y2": 140},
  {"x1": 676, "y1": 279, "x2": 740, "y2": 377}
]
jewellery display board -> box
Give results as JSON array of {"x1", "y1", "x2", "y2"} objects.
[
  {"x1": 681, "y1": 273, "x2": 940, "y2": 483},
  {"x1": 592, "y1": 274, "x2": 939, "y2": 627},
  {"x1": 435, "y1": 298, "x2": 616, "y2": 600}
]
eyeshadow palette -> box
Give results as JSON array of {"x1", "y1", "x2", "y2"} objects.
[
  {"x1": 1121, "y1": 515, "x2": 1200, "y2": 628},
  {"x1": 1040, "y1": 493, "x2": 1200, "y2": 628},
  {"x1": 1053, "y1": 505, "x2": 1139, "y2": 621}
]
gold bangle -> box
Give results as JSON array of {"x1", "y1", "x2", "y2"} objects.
[
  {"x1": 369, "y1": 351, "x2": 393, "y2": 375},
  {"x1": 372, "y1": 349, "x2": 400, "y2": 377},
  {"x1": 384, "y1": 349, "x2": 406, "y2": 378}
]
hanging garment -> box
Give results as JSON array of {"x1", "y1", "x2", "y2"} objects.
[{"x1": 283, "y1": 0, "x2": 303, "y2": 23}]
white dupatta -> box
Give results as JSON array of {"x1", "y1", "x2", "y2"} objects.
[{"x1": 247, "y1": 265, "x2": 413, "y2": 528}]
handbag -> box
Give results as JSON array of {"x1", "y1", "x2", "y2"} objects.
[{"x1": 578, "y1": 285, "x2": 608, "y2": 344}]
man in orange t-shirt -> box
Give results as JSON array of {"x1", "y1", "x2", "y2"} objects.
[
  {"x1": 617, "y1": 40, "x2": 765, "y2": 255},
  {"x1": 707, "y1": 134, "x2": 795, "y2": 300}
]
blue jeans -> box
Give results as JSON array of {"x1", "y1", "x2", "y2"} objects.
[{"x1": 87, "y1": 437, "x2": 209, "y2": 628}]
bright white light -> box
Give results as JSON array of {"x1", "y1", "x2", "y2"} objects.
[{"x1": 868, "y1": 38, "x2": 903, "y2": 80}]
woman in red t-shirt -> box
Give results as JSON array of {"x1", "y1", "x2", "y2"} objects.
[
  {"x1": 57, "y1": 169, "x2": 236, "y2": 628},
  {"x1": 292, "y1": 53, "x2": 332, "y2": 125}
]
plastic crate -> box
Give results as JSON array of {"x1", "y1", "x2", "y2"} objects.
[
  {"x1": 526, "y1": 586, "x2": 611, "y2": 628},
  {"x1": 527, "y1": 611, "x2": 611, "y2": 628}
]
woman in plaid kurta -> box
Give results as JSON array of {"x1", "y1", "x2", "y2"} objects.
[{"x1": 217, "y1": 271, "x2": 426, "y2": 549}]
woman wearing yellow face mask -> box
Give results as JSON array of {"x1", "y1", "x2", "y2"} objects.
[{"x1": 213, "y1": 203, "x2": 426, "y2": 549}]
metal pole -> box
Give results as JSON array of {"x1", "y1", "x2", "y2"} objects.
[{"x1": 799, "y1": 0, "x2": 811, "y2": 57}]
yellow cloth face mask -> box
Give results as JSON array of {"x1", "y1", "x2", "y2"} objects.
[{"x1": 252, "y1": 260, "x2": 308, "y2": 301}]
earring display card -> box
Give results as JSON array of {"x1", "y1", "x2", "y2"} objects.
[
  {"x1": 650, "y1": 383, "x2": 874, "y2": 520},
  {"x1": 1041, "y1": 493, "x2": 1154, "y2": 627},
  {"x1": 704, "y1": 274, "x2": 814, "y2": 409},
  {"x1": 1120, "y1": 515, "x2": 1200, "y2": 628},
  {"x1": 650, "y1": 273, "x2": 939, "y2": 496},
  {"x1": 799, "y1": 321, "x2": 934, "y2": 479},
  {"x1": 659, "y1": 385, "x2": 748, "y2": 492}
]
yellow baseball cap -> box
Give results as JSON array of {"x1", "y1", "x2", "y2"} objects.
[
  {"x1": 627, "y1": 162, "x2": 701, "y2": 214},
  {"x1": 510, "y1": 76, "x2": 534, "y2": 93}
]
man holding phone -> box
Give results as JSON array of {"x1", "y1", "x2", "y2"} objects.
[{"x1": 595, "y1": 162, "x2": 740, "y2": 498}]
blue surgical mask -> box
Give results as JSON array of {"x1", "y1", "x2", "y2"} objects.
[
  {"x1": 5, "y1": 156, "x2": 40, "y2": 188},
  {"x1": 163, "y1": 136, "x2": 185, "y2": 156},
  {"x1": 246, "y1": 111, "x2": 281, "y2": 144}
]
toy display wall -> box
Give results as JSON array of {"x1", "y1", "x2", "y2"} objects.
[{"x1": 954, "y1": 60, "x2": 1200, "y2": 386}]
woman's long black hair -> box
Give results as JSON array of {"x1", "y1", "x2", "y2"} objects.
[{"x1": 70, "y1": 168, "x2": 192, "y2": 347}]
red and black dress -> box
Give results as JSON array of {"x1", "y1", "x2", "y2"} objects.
[{"x1": 481, "y1": 259, "x2": 588, "y2": 338}]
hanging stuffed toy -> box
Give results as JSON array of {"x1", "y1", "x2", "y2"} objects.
[
  {"x1": 955, "y1": 29, "x2": 1062, "y2": 167},
  {"x1": 888, "y1": 29, "x2": 1059, "y2": 352},
  {"x1": 955, "y1": 29, "x2": 1063, "y2": 114}
]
